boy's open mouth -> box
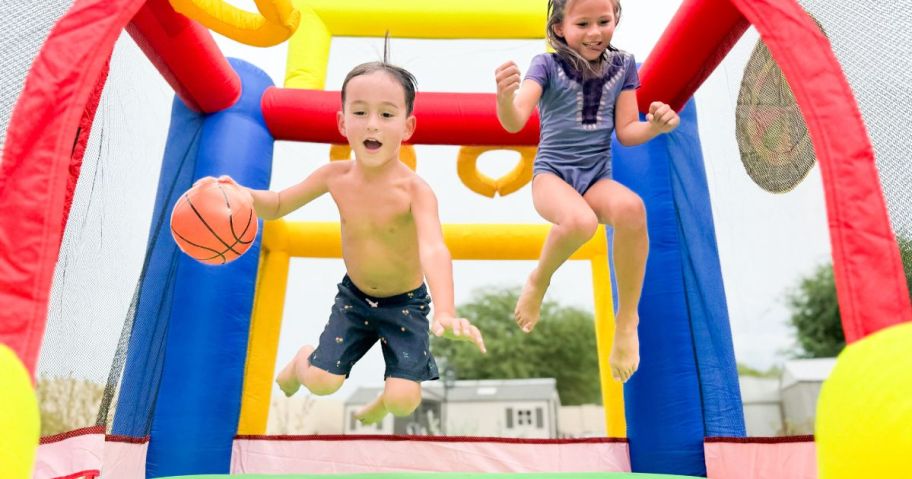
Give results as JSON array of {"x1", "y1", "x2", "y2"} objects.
[{"x1": 363, "y1": 139, "x2": 382, "y2": 151}]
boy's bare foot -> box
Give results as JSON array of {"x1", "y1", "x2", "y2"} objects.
[
  {"x1": 515, "y1": 270, "x2": 548, "y2": 333},
  {"x1": 354, "y1": 393, "x2": 389, "y2": 425},
  {"x1": 276, "y1": 345, "x2": 314, "y2": 397},
  {"x1": 609, "y1": 317, "x2": 640, "y2": 383}
]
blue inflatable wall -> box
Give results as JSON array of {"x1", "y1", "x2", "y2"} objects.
[
  {"x1": 612, "y1": 99, "x2": 745, "y2": 476},
  {"x1": 113, "y1": 59, "x2": 274, "y2": 477}
]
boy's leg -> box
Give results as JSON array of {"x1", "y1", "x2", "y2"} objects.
[
  {"x1": 275, "y1": 345, "x2": 312, "y2": 396},
  {"x1": 355, "y1": 377, "x2": 421, "y2": 425},
  {"x1": 584, "y1": 179, "x2": 648, "y2": 383},
  {"x1": 276, "y1": 345, "x2": 345, "y2": 397},
  {"x1": 517, "y1": 173, "x2": 599, "y2": 332}
]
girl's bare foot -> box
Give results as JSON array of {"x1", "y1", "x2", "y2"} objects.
[
  {"x1": 275, "y1": 345, "x2": 314, "y2": 397},
  {"x1": 514, "y1": 271, "x2": 548, "y2": 333},
  {"x1": 354, "y1": 393, "x2": 389, "y2": 425},
  {"x1": 609, "y1": 317, "x2": 640, "y2": 383}
]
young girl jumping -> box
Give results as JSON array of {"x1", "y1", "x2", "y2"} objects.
[{"x1": 495, "y1": 0, "x2": 679, "y2": 383}]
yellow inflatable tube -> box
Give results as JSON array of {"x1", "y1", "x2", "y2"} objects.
[
  {"x1": 285, "y1": 0, "x2": 546, "y2": 88},
  {"x1": 457, "y1": 146, "x2": 535, "y2": 198},
  {"x1": 300, "y1": 0, "x2": 544, "y2": 39},
  {"x1": 169, "y1": 0, "x2": 300, "y2": 47}
]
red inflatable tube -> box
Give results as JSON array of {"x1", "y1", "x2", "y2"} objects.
[
  {"x1": 126, "y1": 0, "x2": 240, "y2": 113},
  {"x1": 637, "y1": 0, "x2": 749, "y2": 113},
  {"x1": 262, "y1": 88, "x2": 540, "y2": 146}
]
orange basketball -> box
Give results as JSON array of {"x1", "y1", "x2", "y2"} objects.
[{"x1": 170, "y1": 179, "x2": 258, "y2": 265}]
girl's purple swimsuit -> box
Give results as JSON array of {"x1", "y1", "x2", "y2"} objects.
[{"x1": 525, "y1": 51, "x2": 640, "y2": 195}]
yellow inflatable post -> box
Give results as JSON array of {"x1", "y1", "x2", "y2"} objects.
[
  {"x1": 238, "y1": 222, "x2": 291, "y2": 434},
  {"x1": 284, "y1": 2, "x2": 332, "y2": 89},
  {"x1": 591, "y1": 254, "x2": 625, "y2": 436},
  {"x1": 0, "y1": 345, "x2": 40, "y2": 479},
  {"x1": 816, "y1": 322, "x2": 912, "y2": 478}
]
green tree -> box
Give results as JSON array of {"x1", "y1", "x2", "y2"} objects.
[
  {"x1": 787, "y1": 238, "x2": 912, "y2": 358},
  {"x1": 737, "y1": 363, "x2": 782, "y2": 378},
  {"x1": 786, "y1": 264, "x2": 845, "y2": 357},
  {"x1": 431, "y1": 287, "x2": 601, "y2": 405}
]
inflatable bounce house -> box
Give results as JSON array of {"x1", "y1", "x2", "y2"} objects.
[{"x1": 1, "y1": 0, "x2": 910, "y2": 478}]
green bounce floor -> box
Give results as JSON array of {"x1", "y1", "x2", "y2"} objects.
[{"x1": 163, "y1": 473, "x2": 703, "y2": 479}]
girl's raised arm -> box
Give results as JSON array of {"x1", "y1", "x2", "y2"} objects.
[{"x1": 495, "y1": 61, "x2": 543, "y2": 133}]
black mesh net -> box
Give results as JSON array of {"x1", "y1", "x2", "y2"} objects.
[
  {"x1": 35, "y1": 32, "x2": 172, "y2": 436},
  {"x1": 795, "y1": 0, "x2": 912, "y2": 266}
]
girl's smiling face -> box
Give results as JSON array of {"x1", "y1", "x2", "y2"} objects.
[{"x1": 553, "y1": 0, "x2": 619, "y2": 62}]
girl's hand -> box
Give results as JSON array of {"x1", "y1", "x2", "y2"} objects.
[
  {"x1": 431, "y1": 313, "x2": 487, "y2": 354},
  {"x1": 495, "y1": 61, "x2": 521, "y2": 103},
  {"x1": 646, "y1": 101, "x2": 680, "y2": 133}
]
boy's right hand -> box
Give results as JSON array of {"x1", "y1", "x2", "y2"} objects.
[
  {"x1": 217, "y1": 176, "x2": 254, "y2": 206},
  {"x1": 193, "y1": 176, "x2": 218, "y2": 188},
  {"x1": 193, "y1": 176, "x2": 253, "y2": 206},
  {"x1": 495, "y1": 61, "x2": 521, "y2": 103},
  {"x1": 432, "y1": 313, "x2": 487, "y2": 354}
]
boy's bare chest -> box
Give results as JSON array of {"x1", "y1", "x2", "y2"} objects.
[{"x1": 332, "y1": 187, "x2": 413, "y2": 234}]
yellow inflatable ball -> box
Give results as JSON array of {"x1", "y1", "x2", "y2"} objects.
[
  {"x1": 0, "y1": 344, "x2": 40, "y2": 479},
  {"x1": 816, "y1": 322, "x2": 912, "y2": 478}
]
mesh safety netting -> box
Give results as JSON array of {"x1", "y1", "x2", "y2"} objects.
[
  {"x1": 36, "y1": 31, "x2": 172, "y2": 436},
  {"x1": 0, "y1": 2, "x2": 75, "y2": 156}
]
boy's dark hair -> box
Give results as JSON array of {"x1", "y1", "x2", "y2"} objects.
[
  {"x1": 341, "y1": 62, "x2": 418, "y2": 115},
  {"x1": 340, "y1": 33, "x2": 418, "y2": 114}
]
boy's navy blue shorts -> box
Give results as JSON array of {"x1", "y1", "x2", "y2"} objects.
[{"x1": 308, "y1": 275, "x2": 439, "y2": 382}]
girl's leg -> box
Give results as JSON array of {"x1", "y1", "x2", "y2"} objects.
[
  {"x1": 276, "y1": 345, "x2": 345, "y2": 396},
  {"x1": 516, "y1": 173, "x2": 599, "y2": 332},
  {"x1": 583, "y1": 179, "x2": 648, "y2": 383},
  {"x1": 355, "y1": 377, "x2": 421, "y2": 425}
]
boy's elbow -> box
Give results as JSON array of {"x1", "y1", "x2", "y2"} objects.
[
  {"x1": 255, "y1": 204, "x2": 280, "y2": 221},
  {"x1": 421, "y1": 243, "x2": 451, "y2": 264}
]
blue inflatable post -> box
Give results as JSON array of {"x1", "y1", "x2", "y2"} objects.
[
  {"x1": 611, "y1": 99, "x2": 744, "y2": 476},
  {"x1": 144, "y1": 59, "x2": 274, "y2": 477},
  {"x1": 114, "y1": 59, "x2": 274, "y2": 477},
  {"x1": 111, "y1": 98, "x2": 206, "y2": 437}
]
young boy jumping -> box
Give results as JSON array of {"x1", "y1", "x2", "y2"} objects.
[{"x1": 205, "y1": 60, "x2": 485, "y2": 425}]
